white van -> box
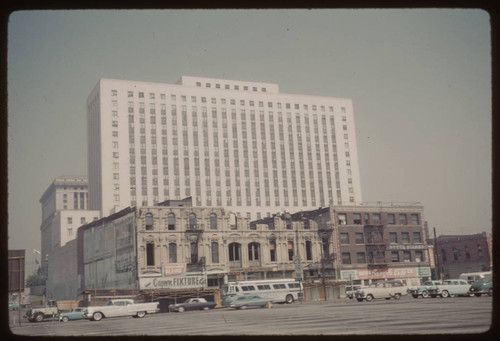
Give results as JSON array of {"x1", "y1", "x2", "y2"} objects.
[
  {"x1": 459, "y1": 271, "x2": 491, "y2": 284},
  {"x1": 221, "y1": 279, "x2": 303, "y2": 304}
]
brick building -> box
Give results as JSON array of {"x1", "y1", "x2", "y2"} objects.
[{"x1": 434, "y1": 232, "x2": 492, "y2": 279}]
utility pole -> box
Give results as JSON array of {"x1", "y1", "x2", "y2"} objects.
[{"x1": 433, "y1": 227, "x2": 440, "y2": 280}]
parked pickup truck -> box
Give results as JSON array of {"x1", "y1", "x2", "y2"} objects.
[
  {"x1": 83, "y1": 299, "x2": 159, "y2": 321},
  {"x1": 25, "y1": 302, "x2": 59, "y2": 322},
  {"x1": 168, "y1": 298, "x2": 217, "y2": 312}
]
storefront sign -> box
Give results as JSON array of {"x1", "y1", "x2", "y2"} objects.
[
  {"x1": 341, "y1": 267, "x2": 431, "y2": 280},
  {"x1": 386, "y1": 244, "x2": 428, "y2": 250},
  {"x1": 163, "y1": 263, "x2": 186, "y2": 276},
  {"x1": 140, "y1": 275, "x2": 207, "y2": 289}
]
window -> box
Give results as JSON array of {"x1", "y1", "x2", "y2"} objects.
[
  {"x1": 248, "y1": 242, "x2": 260, "y2": 261},
  {"x1": 190, "y1": 242, "x2": 198, "y2": 263},
  {"x1": 441, "y1": 249, "x2": 447, "y2": 262},
  {"x1": 272, "y1": 284, "x2": 286, "y2": 289},
  {"x1": 353, "y1": 213, "x2": 362, "y2": 224},
  {"x1": 342, "y1": 252, "x2": 351, "y2": 264},
  {"x1": 188, "y1": 213, "x2": 197, "y2": 230},
  {"x1": 229, "y1": 243, "x2": 241, "y2": 261},
  {"x1": 81, "y1": 217, "x2": 86, "y2": 224},
  {"x1": 401, "y1": 232, "x2": 410, "y2": 243},
  {"x1": 415, "y1": 250, "x2": 424, "y2": 262},
  {"x1": 413, "y1": 232, "x2": 421, "y2": 243},
  {"x1": 270, "y1": 240, "x2": 277, "y2": 262},
  {"x1": 364, "y1": 213, "x2": 370, "y2": 224},
  {"x1": 338, "y1": 213, "x2": 347, "y2": 225},
  {"x1": 168, "y1": 243, "x2": 177, "y2": 263},
  {"x1": 453, "y1": 248, "x2": 459, "y2": 261},
  {"x1": 403, "y1": 251, "x2": 411, "y2": 262},
  {"x1": 146, "y1": 243, "x2": 155, "y2": 266},
  {"x1": 210, "y1": 213, "x2": 217, "y2": 230},
  {"x1": 241, "y1": 286, "x2": 256, "y2": 291},
  {"x1": 67, "y1": 217, "x2": 72, "y2": 224},
  {"x1": 399, "y1": 214, "x2": 407, "y2": 225},
  {"x1": 411, "y1": 214, "x2": 419, "y2": 225},
  {"x1": 387, "y1": 214, "x2": 395, "y2": 224},
  {"x1": 391, "y1": 251, "x2": 400, "y2": 262},
  {"x1": 357, "y1": 252, "x2": 366, "y2": 264},
  {"x1": 373, "y1": 213, "x2": 381, "y2": 223},
  {"x1": 340, "y1": 233, "x2": 350, "y2": 244},
  {"x1": 288, "y1": 241, "x2": 294, "y2": 261},
  {"x1": 355, "y1": 232, "x2": 364, "y2": 244},
  {"x1": 306, "y1": 240, "x2": 313, "y2": 260},
  {"x1": 167, "y1": 213, "x2": 176, "y2": 230},
  {"x1": 465, "y1": 246, "x2": 470, "y2": 260},
  {"x1": 145, "y1": 213, "x2": 153, "y2": 230},
  {"x1": 478, "y1": 245, "x2": 483, "y2": 258},
  {"x1": 211, "y1": 242, "x2": 219, "y2": 263},
  {"x1": 389, "y1": 232, "x2": 398, "y2": 244},
  {"x1": 257, "y1": 285, "x2": 271, "y2": 290}
]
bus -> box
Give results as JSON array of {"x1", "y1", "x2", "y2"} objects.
[{"x1": 221, "y1": 279, "x2": 303, "y2": 304}]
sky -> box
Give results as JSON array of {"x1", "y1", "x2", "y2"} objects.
[{"x1": 7, "y1": 9, "x2": 491, "y2": 277}]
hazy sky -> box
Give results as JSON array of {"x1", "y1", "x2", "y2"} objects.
[{"x1": 7, "y1": 9, "x2": 491, "y2": 276}]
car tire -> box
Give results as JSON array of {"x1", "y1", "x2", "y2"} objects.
[
  {"x1": 365, "y1": 294, "x2": 374, "y2": 302},
  {"x1": 412, "y1": 294, "x2": 419, "y2": 299},
  {"x1": 394, "y1": 293, "x2": 401, "y2": 300},
  {"x1": 474, "y1": 293, "x2": 482, "y2": 297},
  {"x1": 34, "y1": 313, "x2": 44, "y2": 322},
  {"x1": 422, "y1": 290, "x2": 430, "y2": 298},
  {"x1": 356, "y1": 298, "x2": 364, "y2": 302},
  {"x1": 92, "y1": 312, "x2": 103, "y2": 321},
  {"x1": 441, "y1": 290, "x2": 449, "y2": 298},
  {"x1": 178, "y1": 307, "x2": 185, "y2": 313},
  {"x1": 240, "y1": 305, "x2": 247, "y2": 310},
  {"x1": 430, "y1": 294, "x2": 437, "y2": 298},
  {"x1": 285, "y1": 295, "x2": 294, "y2": 304},
  {"x1": 61, "y1": 316, "x2": 69, "y2": 322},
  {"x1": 136, "y1": 311, "x2": 146, "y2": 318}
]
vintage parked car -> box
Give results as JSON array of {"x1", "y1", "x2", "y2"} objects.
[
  {"x1": 227, "y1": 295, "x2": 276, "y2": 309},
  {"x1": 355, "y1": 280, "x2": 408, "y2": 302},
  {"x1": 168, "y1": 298, "x2": 217, "y2": 312},
  {"x1": 59, "y1": 307, "x2": 85, "y2": 322},
  {"x1": 468, "y1": 274, "x2": 493, "y2": 297},
  {"x1": 9, "y1": 301, "x2": 20, "y2": 311},
  {"x1": 345, "y1": 285, "x2": 362, "y2": 299},
  {"x1": 83, "y1": 299, "x2": 159, "y2": 321},
  {"x1": 428, "y1": 279, "x2": 472, "y2": 298},
  {"x1": 407, "y1": 280, "x2": 442, "y2": 298}
]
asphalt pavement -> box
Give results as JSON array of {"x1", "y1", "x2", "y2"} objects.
[{"x1": 8, "y1": 295, "x2": 493, "y2": 336}]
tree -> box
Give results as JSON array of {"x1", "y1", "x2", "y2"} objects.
[{"x1": 26, "y1": 266, "x2": 46, "y2": 287}]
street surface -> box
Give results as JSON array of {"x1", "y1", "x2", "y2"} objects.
[{"x1": 9, "y1": 295, "x2": 493, "y2": 336}]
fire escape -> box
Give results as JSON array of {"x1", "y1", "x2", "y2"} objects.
[{"x1": 364, "y1": 223, "x2": 387, "y2": 268}]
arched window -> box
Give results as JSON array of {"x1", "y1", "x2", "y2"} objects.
[
  {"x1": 168, "y1": 243, "x2": 177, "y2": 263},
  {"x1": 269, "y1": 240, "x2": 276, "y2": 262},
  {"x1": 146, "y1": 242, "x2": 155, "y2": 266},
  {"x1": 145, "y1": 213, "x2": 153, "y2": 230},
  {"x1": 248, "y1": 242, "x2": 260, "y2": 261},
  {"x1": 167, "y1": 213, "x2": 176, "y2": 230},
  {"x1": 228, "y1": 242, "x2": 241, "y2": 261},
  {"x1": 210, "y1": 213, "x2": 217, "y2": 230},
  {"x1": 211, "y1": 242, "x2": 219, "y2": 263},
  {"x1": 189, "y1": 213, "x2": 197, "y2": 230}
]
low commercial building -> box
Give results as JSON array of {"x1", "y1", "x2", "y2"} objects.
[{"x1": 434, "y1": 232, "x2": 492, "y2": 279}]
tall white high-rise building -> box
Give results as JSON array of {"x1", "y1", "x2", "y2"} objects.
[{"x1": 87, "y1": 76, "x2": 362, "y2": 219}]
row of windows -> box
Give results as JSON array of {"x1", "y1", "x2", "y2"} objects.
[
  {"x1": 145, "y1": 240, "x2": 317, "y2": 267},
  {"x1": 441, "y1": 245, "x2": 485, "y2": 262},
  {"x1": 112, "y1": 89, "x2": 346, "y2": 114},
  {"x1": 338, "y1": 213, "x2": 420, "y2": 225},
  {"x1": 339, "y1": 231, "x2": 422, "y2": 244},
  {"x1": 143, "y1": 212, "x2": 218, "y2": 231},
  {"x1": 341, "y1": 250, "x2": 426, "y2": 264},
  {"x1": 237, "y1": 282, "x2": 301, "y2": 292}
]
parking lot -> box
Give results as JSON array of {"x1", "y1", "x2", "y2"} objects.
[{"x1": 9, "y1": 295, "x2": 493, "y2": 336}]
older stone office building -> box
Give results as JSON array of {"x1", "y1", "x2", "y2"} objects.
[{"x1": 75, "y1": 199, "x2": 430, "y2": 298}]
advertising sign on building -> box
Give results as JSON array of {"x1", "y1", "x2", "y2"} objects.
[
  {"x1": 340, "y1": 267, "x2": 431, "y2": 280},
  {"x1": 140, "y1": 275, "x2": 207, "y2": 290},
  {"x1": 163, "y1": 263, "x2": 186, "y2": 276}
]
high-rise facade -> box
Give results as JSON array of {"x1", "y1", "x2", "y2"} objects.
[{"x1": 87, "y1": 76, "x2": 362, "y2": 219}]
